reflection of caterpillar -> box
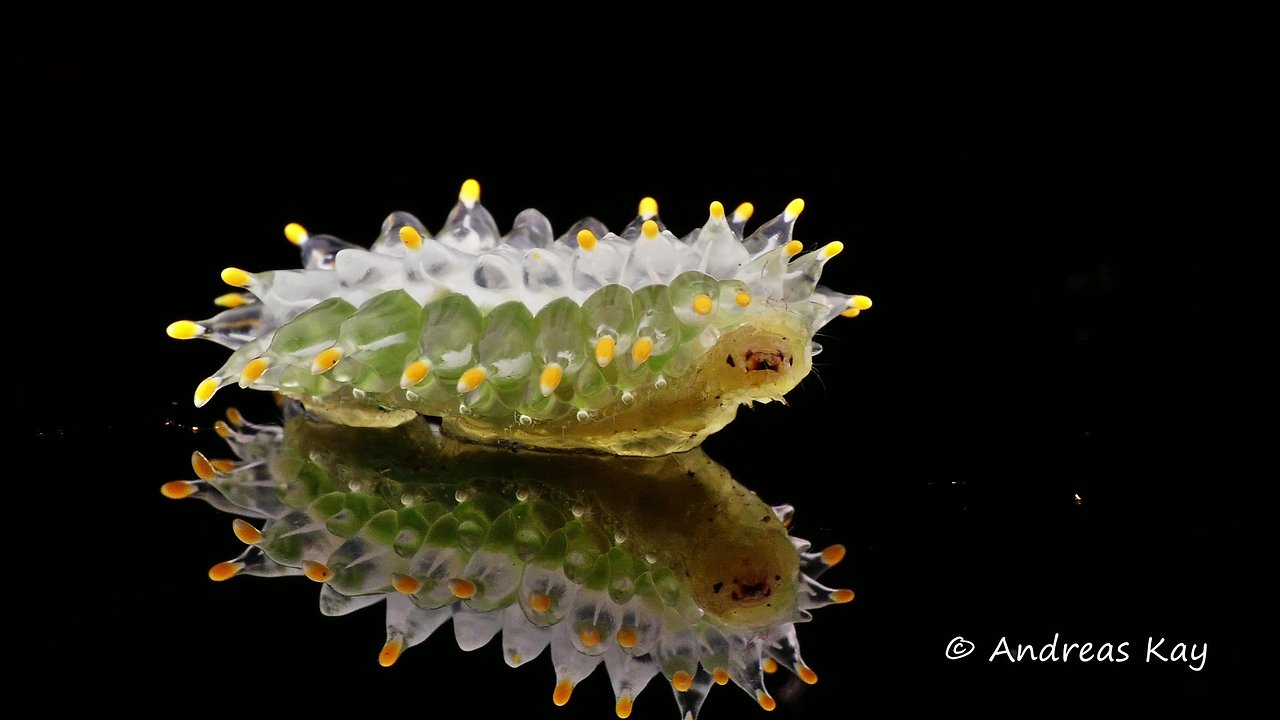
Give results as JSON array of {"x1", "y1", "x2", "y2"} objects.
[
  {"x1": 164, "y1": 410, "x2": 853, "y2": 718},
  {"x1": 167, "y1": 181, "x2": 871, "y2": 455}
]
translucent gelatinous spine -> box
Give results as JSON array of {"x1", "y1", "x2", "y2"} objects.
[
  {"x1": 166, "y1": 410, "x2": 854, "y2": 718},
  {"x1": 169, "y1": 182, "x2": 873, "y2": 455}
]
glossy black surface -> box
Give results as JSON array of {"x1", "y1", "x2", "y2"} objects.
[{"x1": 17, "y1": 120, "x2": 1271, "y2": 716}]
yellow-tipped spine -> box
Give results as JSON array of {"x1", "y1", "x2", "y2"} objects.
[
  {"x1": 194, "y1": 378, "x2": 220, "y2": 407},
  {"x1": 239, "y1": 357, "x2": 269, "y2": 388},
  {"x1": 400, "y1": 359, "x2": 430, "y2": 389},
  {"x1": 539, "y1": 363, "x2": 563, "y2": 396},
  {"x1": 232, "y1": 518, "x2": 262, "y2": 545},
  {"x1": 631, "y1": 338, "x2": 653, "y2": 363},
  {"x1": 213, "y1": 292, "x2": 251, "y2": 308},
  {"x1": 459, "y1": 179, "x2": 481, "y2": 205},
  {"x1": 595, "y1": 336, "x2": 616, "y2": 367},
  {"x1": 784, "y1": 198, "x2": 805, "y2": 222},
  {"x1": 283, "y1": 222, "x2": 308, "y2": 246},
  {"x1": 379, "y1": 637, "x2": 403, "y2": 667},
  {"x1": 208, "y1": 561, "x2": 242, "y2": 582},
  {"x1": 638, "y1": 196, "x2": 658, "y2": 219},
  {"x1": 456, "y1": 367, "x2": 486, "y2": 394},
  {"x1": 302, "y1": 560, "x2": 333, "y2": 583},
  {"x1": 166, "y1": 320, "x2": 204, "y2": 340},
  {"x1": 399, "y1": 225, "x2": 423, "y2": 250},
  {"x1": 310, "y1": 347, "x2": 343, "y2": 375},
  {"x1": 220, "y1": 267, "x2": 252, "y2": 288}
]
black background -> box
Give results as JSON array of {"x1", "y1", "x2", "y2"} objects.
[{"x1": 13, "y1": 107, "x2": 1274, "y2": 716}]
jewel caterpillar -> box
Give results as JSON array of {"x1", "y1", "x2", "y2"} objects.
[
  {"x1": 167, "y1": 181, "x2": 871, "y2": 455},
  {"x1": 164, "y1": 410, "x2": 853, "y2": 718}
]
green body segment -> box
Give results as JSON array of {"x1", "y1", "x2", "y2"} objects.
[
  {"x1": 257, "y1": 417, "x2": 801, "y2": 627},
  {"x1": 183, "y1": 412, "x2": 852, "y2": 717},
  {"x1": 216, "y1": 274, "x2": 816, "y2": 455}
]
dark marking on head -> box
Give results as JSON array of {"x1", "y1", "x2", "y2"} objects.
[
  {"x1": 726, "y1": 354, "x2": 736, "y2": 368},
  {"x1": 743, "y1": 349, "x2": 784, "y2": 372},
  {"x1": 732, "y1": 580, "x2": 771, "y2": 601}
]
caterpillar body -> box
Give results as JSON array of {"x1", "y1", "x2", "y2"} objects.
[
  {"x1": 168, "y1": 181, "x2": 871, "y2": 455},
  {"x1": 164, "y1": 409, "x2": 853, "y2": 718}
]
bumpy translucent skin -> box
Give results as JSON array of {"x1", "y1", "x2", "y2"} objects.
[
  {"x1": 171, "y1": 185, "x2": 871, "y2": 455},
  {"x1": 169, "y1": 411, "x2": 852, "y2": 718}
]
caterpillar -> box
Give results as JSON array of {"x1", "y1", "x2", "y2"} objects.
[
  {"x1": 163, "y1": 409, "x2": 853, "y2": 719},
  {"x1": 167, "y1": 181, "x2": 872, "y2": 455}
]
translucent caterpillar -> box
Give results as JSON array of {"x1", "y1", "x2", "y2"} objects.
[
  {"x1": 163, "y1": 409, "x2": 853, "y2": 719},
  {"x1": 167, "y1": 181, "x2": 872, "y2": 455}
]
